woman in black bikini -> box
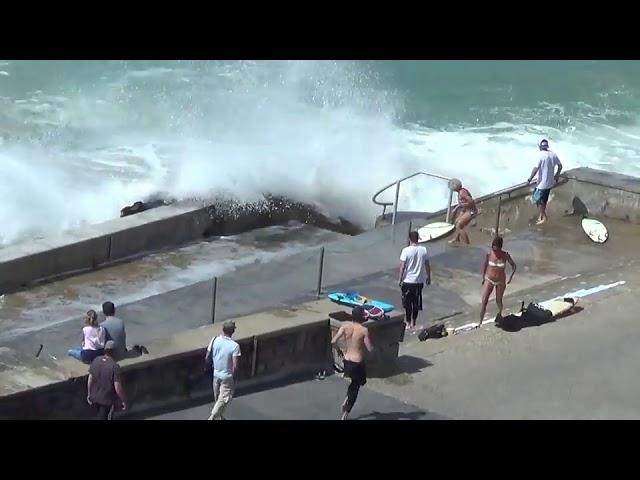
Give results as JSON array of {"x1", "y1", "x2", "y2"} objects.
[{"x1": 479, "y1": 236, "x2": 516, "y2": 326}]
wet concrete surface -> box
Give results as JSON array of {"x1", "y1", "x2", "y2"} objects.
[
  {"x1": 0, "y1": 224, "x2": 344, "y2": 355},
  {"x1": 4, "y1": 192, "x2": 640, "y2": 419},
  {"x1": 3, "y1": 213, "x2": 639, "y2": 362},
  {"x1": 143, "y1": 208, "x2": 640, "y2": 420}
]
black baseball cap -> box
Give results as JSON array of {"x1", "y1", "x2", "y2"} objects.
[{"x1": 352, "y1": 306, "x2": 367, "y2": 323}]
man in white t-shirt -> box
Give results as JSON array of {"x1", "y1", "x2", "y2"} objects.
[
  {"x1": 527, "y1": 139, "x2": 563, "y2": 225},
  {"x1": 204, "y1": 320, "x2": 241, "y2": 420},
  {"x1": 399, "y1": 231, "x2": 431, "y2": 331}
]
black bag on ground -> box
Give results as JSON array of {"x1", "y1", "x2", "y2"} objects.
[
  {"x1": 522, "y1": 302, "x2": 553, "y2": 325},
  {"x1": 495, "y1": 313, "x2": 520, "y2": 332},
  {"x1": 418, "y1": 323, "x2": 447, "y2": 342}
]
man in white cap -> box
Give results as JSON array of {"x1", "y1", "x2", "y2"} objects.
[
  {"x1": 205, "y1": 320, "x2": 241, "y2": 420},
  {"x1": 527, "y1": 139, "x2": 563, "y2": 225}
]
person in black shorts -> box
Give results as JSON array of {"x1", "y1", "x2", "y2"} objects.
[
  {"x1": 331, "y1": 306, "x2": 374, "y2": 420},
  {"x1": 399, "y1": 231, "x2": 432, "y2": 332}
]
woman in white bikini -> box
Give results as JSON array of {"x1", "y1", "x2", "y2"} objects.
[{"x1": 479, "y1": 236, "x2": 516, "y2": 326}]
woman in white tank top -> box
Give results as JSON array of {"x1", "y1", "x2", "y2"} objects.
[{"x1": 67, "y1": 310, "x2": 106, "y2": 364}]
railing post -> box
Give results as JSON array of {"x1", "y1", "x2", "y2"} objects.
[
  {"x1": 494, "y1": 195, "x2": 502, "y2": 237},
  {"x1": 445, "y1": 189, "x2": 454, "y2": 224},
  {"x1": 251, "y1": 336, "x2": 259, "y2": 377},
  {"x1": 408, "y1": 220, "x2": 412, "y2": 245},
  {"x1": 316, "y1": 247, "x2": 325, "y2": 297},
  {"x1": 211, "y1": 276, "x2": 218, "y2": 324},
  {"x1": 391, "y1": 181, "x2": 400, "y2": 226}
]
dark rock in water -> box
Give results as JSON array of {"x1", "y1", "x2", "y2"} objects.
[
  {"x1": 200, "y1": 195, "x2": 363, "y2": 238},
  {"x1": 120, "y1": 194, "x2": 362, "y2": 236},
  {"x1": 120, "y1": 199, "x2": 170, "y2": 217}
]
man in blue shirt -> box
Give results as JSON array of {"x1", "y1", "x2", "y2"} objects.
[
  {"x1": 205, "y1": 320, "x2": 241, "y2": 420},
  {"x1": 528, "y1": 139, "x2": 563, "y2": 225}
]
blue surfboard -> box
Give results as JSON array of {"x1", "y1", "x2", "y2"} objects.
[{"x1": 327, "y1": 291, "x2": 395, "y2": 313}]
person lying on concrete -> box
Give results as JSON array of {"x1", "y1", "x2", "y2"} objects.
[
  {"x1": 87, "y1": 341, "x2": 127, "y2": 420},
  {"x1": 527, "y1": 139, "x2": 563, "y2": 225},
  {"x1": 331, "y1": 306, "x2": 374, "y2": 420},
  {"x1": 67, "y1": 310, "x2": 106, "y2": 364},
  {"x1": 205, "y1": 320, "x2": 241, "y2": 420},
  {"x1": 479, "y1": 236, "x2": 516, "y2": 327},
  {"x1": 448, "y1": 178, "x2": 478, "y2": 245},
  {"x1": 399, "y1": 231, "x2": 431, "y2": 332},
  {"x1": 101, "y1": 301, "x2": 148, "y2": 361}
]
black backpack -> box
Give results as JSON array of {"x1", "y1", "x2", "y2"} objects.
[
  {"x1": 522, "y1": 302, "x2": 553, "y2": 325},
  {"x1": 418, "y1": 323, "x2": 448, "y2": 342}
]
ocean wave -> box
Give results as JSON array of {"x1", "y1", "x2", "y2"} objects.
[{"x1": 0, "y1": 61, "x2": 640, "y2": 246}]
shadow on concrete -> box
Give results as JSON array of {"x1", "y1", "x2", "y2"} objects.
[
  {"x1": 373, "y1": 355, "x2": 433, "y2": 379},
  {"x1": 354, "y1": 410, "x2": 431, "y2": 420},
  {"x1": 572, "y1": 196, "x2": 589, "y2": 216},
  {"x1": 124, "y1": 371, "x2": 321, "y2": 420},
  {"x1": 495, "y1": 306, "x2": 584, "y2": 333}
]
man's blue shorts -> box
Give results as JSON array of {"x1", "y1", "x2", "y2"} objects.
[{"x1": 533, "y1": 188, "x2": 551, "y2": 206}]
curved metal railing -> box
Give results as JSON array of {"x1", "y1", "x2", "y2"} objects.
[{"x1": 371, "y1": 171, "x2": 455, "y2": 226}]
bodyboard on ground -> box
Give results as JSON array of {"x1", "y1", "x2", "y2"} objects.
[
  {"x1": 418, "y1": 222, "x2": 455, "y2": 243},
  {"x1": 327, "y1": 292, "x2": 395, "y2": 313},
  {"x1": 581, "y1": 218, "x2": 609, "y2": 244}
]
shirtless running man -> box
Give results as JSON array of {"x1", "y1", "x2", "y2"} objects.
[{"x1": 331, "y1": 306, "x2": 374, "y2": 420}]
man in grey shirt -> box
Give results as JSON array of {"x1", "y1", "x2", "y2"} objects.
[{"x1": 101, "y1": 301, "x2": 128, "y2": 361}]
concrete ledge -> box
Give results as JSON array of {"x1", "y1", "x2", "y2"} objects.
[
  {"x1": 392, "y1": 168, "x2": 640, "y2": 230},
  {"x1": 563, "y1": 169, "x2": 640, "y2": 224},
  {"x1": 0, "y1": 299, "x2": 404, "y2": 420},
  {"x1": 0, "y1": 197, "x2": 360, "y2": 295}
]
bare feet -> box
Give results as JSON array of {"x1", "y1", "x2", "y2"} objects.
[{"x1": 536, "y1": 218, "x2": 546, "y2": 225}]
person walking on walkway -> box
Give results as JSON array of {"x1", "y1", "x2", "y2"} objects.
[
  {"x1": 205, "y1": 320, "x2": 241, "y2": 420},
  {"x1": 87, "y1": 340, "x2": 127, "y2": 420}
]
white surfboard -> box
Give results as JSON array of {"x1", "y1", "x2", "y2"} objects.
[
  {"x1": 581, "y1": 218, "x2": 608, "y2": 244},
  {"x1": 418, "y1": 222, "x2": 455, "y2": 243}
]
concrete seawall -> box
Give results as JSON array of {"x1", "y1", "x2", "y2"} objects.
[
  {"x1": 0, "y1": 196, "x2": 360, "y2": 295},
  {"x1": 377, "y1": 167, "x2": 640, "y2": 230},
  {"x1": 3, "y1": 167, "x2": 632, "y2": 296},
  {"x1": 3, "y1": 166, "x2": 639, "y2": 419},
  {"x1": 0, "y1": 300, "x2": 405, "y2": 420}
]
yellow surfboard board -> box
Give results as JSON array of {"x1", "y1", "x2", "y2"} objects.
[{"x1": 512, "y1": 297, "x2": 578, "y2": 318}]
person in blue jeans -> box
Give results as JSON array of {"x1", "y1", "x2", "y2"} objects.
[{"x1": 68, "y1": 310, "x2": 106, "y2": 364}]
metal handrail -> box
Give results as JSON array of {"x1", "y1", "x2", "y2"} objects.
[{"x1": 371, "y1": 171, "x2": 454, "y2": 226}]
